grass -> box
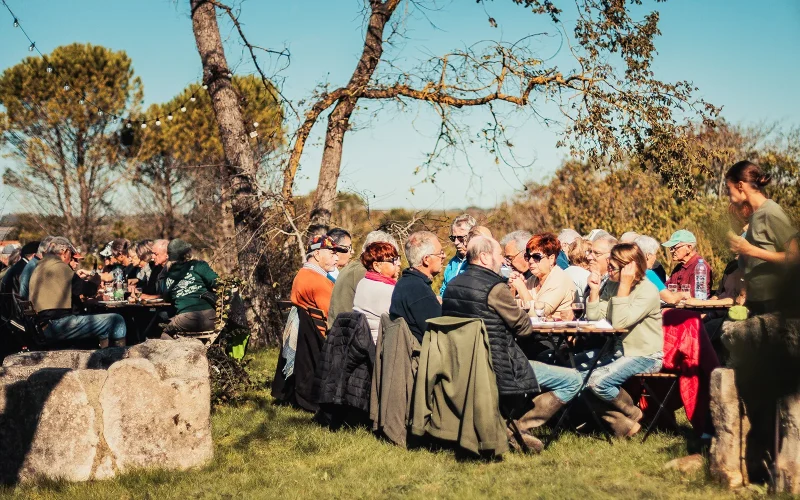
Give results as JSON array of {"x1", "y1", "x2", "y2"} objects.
[{"x1": 1, "y1": 349, "x2": 753, "y2": 499}]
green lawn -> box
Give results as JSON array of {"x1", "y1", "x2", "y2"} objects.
[{"x1": 1, "y1": 349, "x2": 748, "y2": 499}]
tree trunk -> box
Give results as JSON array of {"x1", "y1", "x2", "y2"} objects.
[
  {"x1": 190, "y1": 0, "x2": 270, "y2": 340},
  {"x1": 309, "y1": 0, "x2": 399, "y2": 227}
]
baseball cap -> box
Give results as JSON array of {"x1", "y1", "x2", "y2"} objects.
[
  {"x1": 662, "y1": 229, "x2": 697, "y2": 248},
  {"x1": 306, "y1": 235, "x2": 347, "y2": 254}
]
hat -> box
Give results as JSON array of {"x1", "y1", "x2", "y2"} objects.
[
  {"x1": 306, "y1": 235, "x2": 345, "y2": 254},
  {"x1": 20, "y1": 241, "x2": 39, "y2": 256},
  {"x1": 167, "y1": 239, "x2": 193, "y2": 261},
  {"x1": 99, "y1": 241, "x2": 113, "y2": 258},
  {"x1": 662, "y1": 229, "x2": 697, "y2": 248},
  {"x1": 1, "y1": 244, "x2": 19, "y2": 255}
]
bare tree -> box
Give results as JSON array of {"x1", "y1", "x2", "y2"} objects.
[{"x1": 272, "y1": 0, "x2": 717, "y2": 227}]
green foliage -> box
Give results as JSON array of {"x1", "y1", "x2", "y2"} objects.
[
  {"x1": 0, "y1": 349, "x2": 744, "y2": 499},
  {"x1": 0, "y1": 43, "x2": 143, "y2": 246}
]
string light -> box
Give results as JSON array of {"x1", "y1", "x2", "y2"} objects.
[
  {"x1": 2, "y1": 1, "x2": 203, "y2": 128},
  {"x1": 253, "y1": 121, "x2": 259, "y2": 128}
]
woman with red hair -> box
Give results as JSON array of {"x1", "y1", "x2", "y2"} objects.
[
  {"x1": 352, "y1": 241, "x2": 401, "y2": 343},
  {"x1": 510, "y1": 232, "x2": 576, "y2": 319}
]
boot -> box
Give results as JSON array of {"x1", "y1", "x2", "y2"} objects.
[
  {"x1": 515, "y1": 391, "x2": 566, "y2": 432},
  {"x1": 609, "y1": 389, "x2": 643, "y2": 423},
  {"x1": 600, "y1": 409, "x2": 641, "y2": 438},
  {"x1": 112, "y1": 338, "x2": 126, "y2": 348},
  {"x1": 506, "y1": 421, "x2": 544, "y2": 454},
  {"x1": 99, "y1": 338, "x2": 109, "y2": 348}
]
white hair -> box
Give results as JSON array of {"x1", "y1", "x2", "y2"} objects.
[
  {"x1": 466, "y1": 236, "x2": 494, "y2": 264},
  {"x1": 405, "y1": 231, "x2": 438, "y2": 267},
  {"x1": 362, "y1": 230, "x2": 398, "y2": 253},
  {"x1": 633, "y1": 235, "x2": 660, "y2": 257},
  {"x1": 557, "y1": 229, "x2": 581, "y2": 245},
  {"x1": 451, "y1": 213, "x2": 476, "y2": 233},
  {"x1": 594, "y1": 233, "x2": 618, "y2": 248},
  {"x1": 620, "y1": 231, "x2": 640, "y2": 244},
  {"x1": 500, "y1": 230, "x2": 532, "y2": 251},
  {"x1": 37, "y1": 235, "x2": 55, "y2": 255},
  {"x1": 586, "y1": 229, "x2": 613, "y2": 242}
]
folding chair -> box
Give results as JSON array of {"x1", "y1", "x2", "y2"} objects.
[
  {"x1": 306, "y1": 306, "x2": 328, "y2": 337},
  {"x1": 635, "y1": 371, "x2": 680, "y2": 442}
]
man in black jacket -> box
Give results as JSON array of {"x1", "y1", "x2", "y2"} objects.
[
  {"x1": 442, "y1": 236, "x2": 582, "y2": 452},
  {"x1": 389, "y1": 231, "x2": 443, "y2": 344}
]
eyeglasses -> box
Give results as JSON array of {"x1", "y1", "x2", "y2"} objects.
[
  {"x1": 668, "y1": 245, "x2": 686, "y2": 253},
  {"x1": 449, "y1": 235, "x2": 467, "y2": 243},
  {"x1": 590, "y1": 249, "x2": 609, "y2": 257},
  {"x1": 504, "y1": 250, "x2": 522, "y2": 264},
  {"x1": 524, "y1": 252, "x2": 544, "y2": 263},
  {"x1": 381, "y1": 256, "x2": 401, "y2": 264},
  {"x1": 607, "y1": 264, "x2": 621, "y2": 274},
  {"x1": 337, "y1": 245, "x2": 354, "y2": 254},
  {"x1": 425, "y1": 250, "x2": 446, "y2": 260}
]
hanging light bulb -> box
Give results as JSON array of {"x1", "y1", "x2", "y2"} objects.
[
  {"x1": 253, "y1": 121, "x2": 259, "y2": 128},
  {"x1": 202, "y1": 84, "x2": 208, "y2": 90},
  {"x1": 155, "y1": 119, "x2": 161, "y2": 127},
  {"x1": 63, "y1": 84, "x2": 70, "y2": 91},
  {"x1": 167, "y1": 114, "x2": 173, "y2": 121},
  {"x1": 126, "y1": 122, "x2": 132, "y2": 128},
  {"x1": 180, "y1": 106, "x2": 187, "y2": 113},
  {"x1": 28, "y1": 42, "x2": 35, "y2": 52},
  {"x1": 140, "y1": 122, "x2": 147, "y2": 129},
  {"x1": 98, "y1": 110, "x2": 103, "y2": 116},
  {"x1": 13, "y1": 19, "x2": 19, "y2": 28},
  {"x1": 249, "y1": 131, "x2": 258, "y2": 138},
  {"x1": 79, "y1": 97, "x2": 85, "y2": 105},
  {"x1": 226, "y1": 72, "x2": 232, "y2": 78},
  {"x1": 190, "y1": 95, "x2": 196, "y2": 102},
  {"x1": 46, "y1": 66, "x2": 53, "y2": 74}
]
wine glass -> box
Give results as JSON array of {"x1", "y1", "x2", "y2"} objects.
[
  {"x1": 533, "y1": 301, "x2": 546, "y2": 323},
  {"x1": 571, "y1": 301, "x2": 585, "y2": 331},
  {"x1": 681, "y1": 284, "x2": 691, "y2": 299},
  {"x1": 667, "y1": 283, "x2": 678, "y2": 294}
]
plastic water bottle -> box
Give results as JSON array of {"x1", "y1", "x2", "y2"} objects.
[{"x1": 694, "y1": 259, "x2": 708, "y2": 300}]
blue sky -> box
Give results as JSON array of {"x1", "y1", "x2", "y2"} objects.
[{"x1": 0, "y1": 0, "x2": 798, "y2": 212}]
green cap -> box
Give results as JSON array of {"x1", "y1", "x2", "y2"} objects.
[{"x1": 662, "y1": 229, "x2": 697, "y2": 248}]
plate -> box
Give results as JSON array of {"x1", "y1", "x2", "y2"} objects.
[
  {"x1": 142, "y1": 298, "x2": 164, "y2": 304},
  {"x1": 98, "y1": 300, "x2": 127, "y2": 305}
]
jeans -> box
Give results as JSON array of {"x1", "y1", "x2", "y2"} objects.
[
  {"x1": 47, "y1": 313, "x2": 127, "y2": 342},
  {"x1": 530, "y1": 360, "x2": 582, "y2": 404},
  {"x1": 586, "y1": 353, "x2": 663, "y2": 401}
]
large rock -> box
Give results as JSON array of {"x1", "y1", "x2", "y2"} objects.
[
  {"x1": 0, "y1": 339, "x2": 211, "y2": 484},
  {"x1": 776, "y1": 393, "x2": 800, "y2": 494},
  {"x1": 709, "y1": 368, "x2": 750, "y2": 489}
]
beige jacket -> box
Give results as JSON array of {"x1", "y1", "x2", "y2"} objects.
[{"x1": 525, "y1": 266, "x2": 575, "y2": 318}]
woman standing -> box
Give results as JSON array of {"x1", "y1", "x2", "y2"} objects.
[
  {"x1": 726, "y1": 161, "x2": 799, "y2": 314},
  {"x1": 510, "y1": 233, "x2": 575, "y2": 319},
  {"x1": 352, "y1": 242, "x2": 401, "y2": 343},
  {"x1": 585, "y1": 243, "x2": 663, "y2": 437}
]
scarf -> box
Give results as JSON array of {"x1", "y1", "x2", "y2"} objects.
[{"x1": 365, "y1": 270, "x2": 397, "y2": 286}]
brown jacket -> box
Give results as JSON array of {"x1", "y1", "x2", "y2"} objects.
[{"x1": 30, "y1": 256, "x2": 74, "y2": 313}]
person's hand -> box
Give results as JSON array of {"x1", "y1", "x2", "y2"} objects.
[
  {"x1": 99, "y1": 272, "x2": 113, "y2": 282},
  {"x1": 508, "y1": 274, "x2": 528, "y2": 295},
  {"x1": 76, "y1": 269, "x2": 90, "y2": 279},
  {"x1": 728, "y1": 231, "x2": 754, "y2": 257},
  {"x1": 507, "y1": 270, "x2": 522, "y2": 287},
  {"x1": 587, "y1": 271, "x2": 601, "y2": 292},
  {"x1": 619, "y1": 261, "x2": 637, "y2": 287}
]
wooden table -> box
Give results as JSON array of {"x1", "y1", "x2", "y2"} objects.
[
  {"x1": 531, "y1": 326, "x2": 628, "y2": 447},
  {"x1": 85, "y1": 301, "x2": 175, "y2": 344},
  {"x1": 661, "y1": 302, "x2": 732, "y2": 311}
]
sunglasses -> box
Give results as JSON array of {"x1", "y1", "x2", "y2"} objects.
[
  {"x1": 380, "y1": 256, "x2": 401, "y2": 264},
  {"x1": 449, "y1": 235, "x2": 467, "y2": 243},
  {"x1": 607, "y1": 264, "x2": 621, "y2": 274},
  {"x1": 524, "y1": 252, "x2": 544, "y2": 263},
  {"x1": 669, "y1": 245, "x2": 687, "y2": 253}
]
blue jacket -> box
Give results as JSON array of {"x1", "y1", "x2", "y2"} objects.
[
  {"x1": 439, "y1": 255, "x2": 468, "y2": 296},
  {"x1": 556, "y1": 250, "x2": 569, "y2": 270}
]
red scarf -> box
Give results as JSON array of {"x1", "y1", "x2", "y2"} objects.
[{"x1": 365, "y1": 270, "x2": 397, "y2": 286}]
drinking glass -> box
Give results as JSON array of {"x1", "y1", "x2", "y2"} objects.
[
  {"x1": 667, "y1": 283, "x2": 678, "y2": 294},
  {"x1": 534, "y1": 301, "x2": 546, "y2": 322},
  {"x1": 681, "y1": 284, "x2": 691, "y2": 297}
]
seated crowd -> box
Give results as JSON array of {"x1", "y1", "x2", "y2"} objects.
[
  {"x1": 0, "y1": 235, "x2": 218, "y2": 353},
  {"x1": 283, "y1": 162, "x2": 798, "y2": 454}
]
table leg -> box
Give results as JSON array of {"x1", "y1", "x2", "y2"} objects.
[{"x1": 545, "y1": 335, "x2": 615, "y2": 448}]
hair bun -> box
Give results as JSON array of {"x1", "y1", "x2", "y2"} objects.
[{"x1": 757, "y1": 174, "x2": 772, "y2": 187}]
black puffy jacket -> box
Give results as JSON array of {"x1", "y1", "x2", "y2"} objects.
[
  {"x1": 313, "y1": 311, "x2": 375, "y2": 412},
  {"x1": 442, "y1": 266, "x2": 538, "y2": 396}
]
